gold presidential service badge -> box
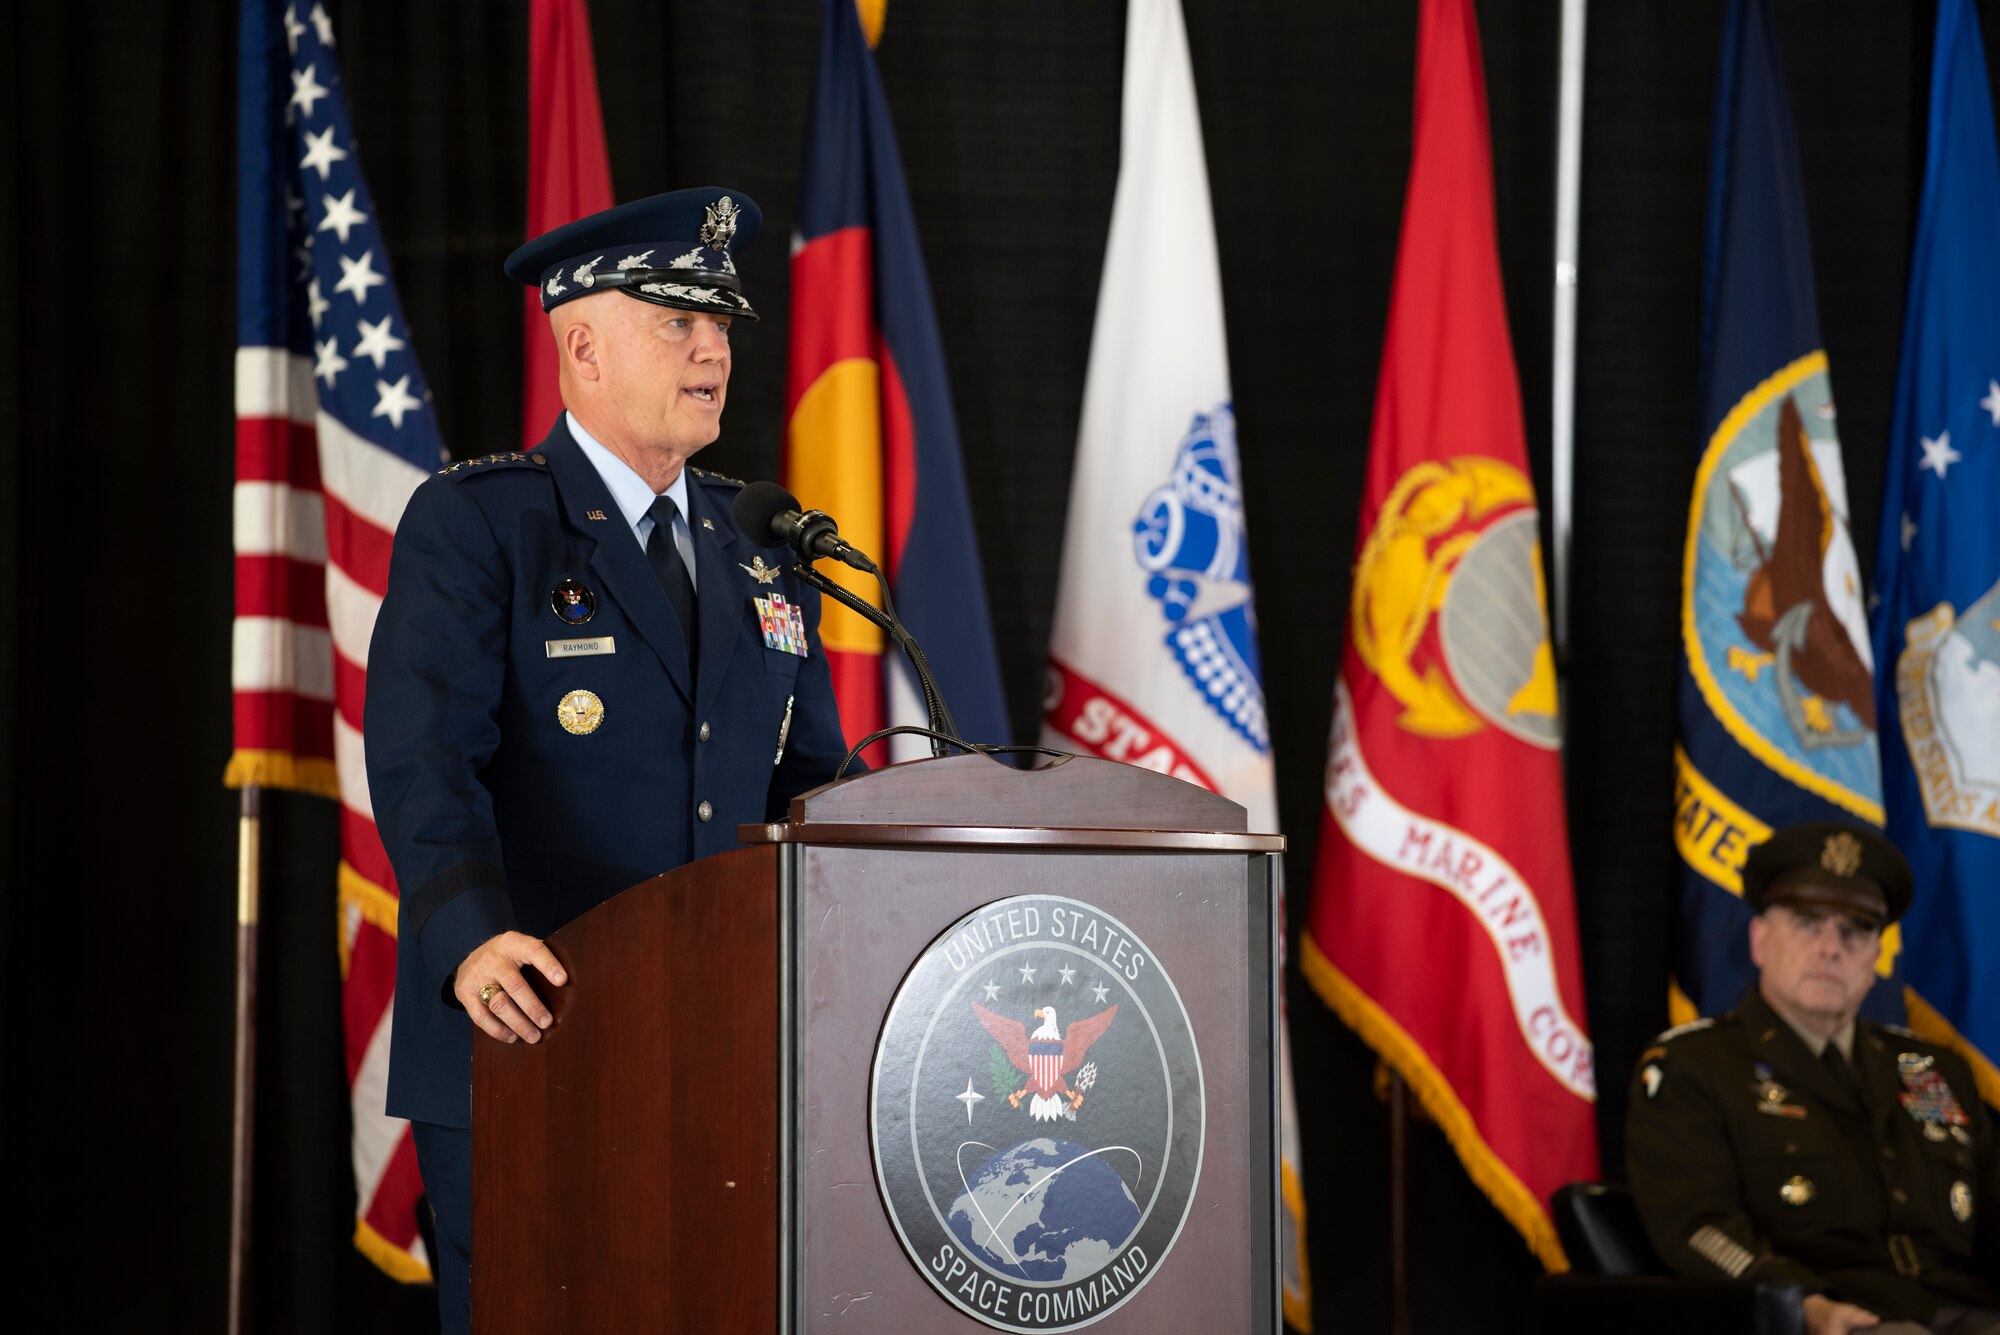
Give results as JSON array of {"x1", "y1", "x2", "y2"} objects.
[
  {"x1": 556, "y1": 689, "x2": 604, "y2": 735},
  {"x1": 1780, "y1": 1175, "x2": 1815, "y2": 1206}
]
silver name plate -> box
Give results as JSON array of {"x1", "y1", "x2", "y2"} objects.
[{"x1": 545, "y1": 637, "x2": 616, "y2": 658}]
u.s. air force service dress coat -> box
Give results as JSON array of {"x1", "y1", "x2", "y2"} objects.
[
  {"x1": 364, "y1": 416, "x2": 850, "y2": 1130},
  {"x1": 1626, "y1": 986, "x2": 1999, "y2": 1323}
]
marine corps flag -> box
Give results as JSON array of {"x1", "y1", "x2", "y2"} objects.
[
  {"x1": 1673, "y1": 0, "x2": 1900, "y2": 1024},
  {"x1": 1870, "y1": 0, "x2": 2000, "y2": 1103},
  {"x1": 786, "y1": 0, "x2": 1009, "y2": 762},
  {"x1": 1301, "y1": 0, "x2": 1597, "y2": 1271},
  {"x1": 1040, "y1": 0, "x2": 1311, "y2": 1322}
]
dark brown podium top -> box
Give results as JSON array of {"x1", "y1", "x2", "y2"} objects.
[{"x1": 740, "y1": 751, "x2": 1284, "y2": 852}]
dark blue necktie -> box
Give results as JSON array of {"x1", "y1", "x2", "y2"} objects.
[{"x1": 645, "y1": 495, "x2": 698, "y2": 660}]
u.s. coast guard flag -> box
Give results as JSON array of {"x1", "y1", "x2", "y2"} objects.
[
  {"x1": 786, "y1": 0, "x2": 1009, "y2": 763},
  {"x1": 1870, "y1": 0, "x2": 2000, "y2": 1104},
  {"x1": 1673, "y1": 0, "x2": 1901, "y2": 1025},
  {"x1": 1039, "y1": 0, "x2": 1311, "y2": 1322},
  {"x1": 234, "y1": 0, "x2": 440, "y2": 1280},
  {"x1": 1301, "y1": 0, "x2": 1597, "y2": 1273}
]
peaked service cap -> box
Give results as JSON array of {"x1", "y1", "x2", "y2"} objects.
[
  {"x1": 1740, "y1": 820, "x2": 1913, "y2": 929},
  {"x1": 504, "y1": 186, "x2": 761, "y2": 319}
]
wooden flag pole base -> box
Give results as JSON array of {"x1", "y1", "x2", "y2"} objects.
[{"x1": 229, "y1": 784, "x2": 262, "y2": 1335}]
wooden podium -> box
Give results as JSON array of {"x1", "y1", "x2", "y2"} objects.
[{"x1": 472, "y1": 753, "x2": 1283, "y2": 1332}]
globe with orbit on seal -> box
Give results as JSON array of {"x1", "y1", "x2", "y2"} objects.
[{"x1": 947, "y1": 1137, "x2": 1143, "y2": 1283}]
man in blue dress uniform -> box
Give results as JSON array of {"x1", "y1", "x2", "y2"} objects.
[{"x1": 363, "y1": 187, "x2": 852, "y2": 1333}]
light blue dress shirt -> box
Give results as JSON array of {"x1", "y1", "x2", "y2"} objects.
[{"x1": 566, "y1": 410, "x2": 698, "y2": 590}]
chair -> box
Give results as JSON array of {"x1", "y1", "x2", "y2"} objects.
[{"x1": 1533, "y1": 1182, "x2": 1805, "y2": 1335}]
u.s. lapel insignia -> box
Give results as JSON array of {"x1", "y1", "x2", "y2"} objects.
[
  {"x1": 551, "y1": 577, "x2": 596, "y2": 624},
  {"x1": 754, "y1": 593, "x2": 808, "y2": 656},
  {"x1": 556, "y1": 689, "x2": 604, "y2": 736},
  {"x1": 739, "y1": 555, "x2": 782, "y2": 585},
  {"x1": 585, "y1": 509, "x2": 608, "y2": 521}
]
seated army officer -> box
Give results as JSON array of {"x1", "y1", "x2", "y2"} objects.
[{"x1": 1628, "y1": 821, "x2": 1998, "y2": 1335}]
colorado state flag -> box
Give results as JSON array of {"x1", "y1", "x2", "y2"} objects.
[
  {"x1": 1672, "y1": 0, "x2": 1901, "y2": 1023},
  {"x1": 1870, "y1": 0, "x2": 2000, "y2": 1103},
  {"x1": 786, "y1": 0, "x2": 1009, "y2": 762}
]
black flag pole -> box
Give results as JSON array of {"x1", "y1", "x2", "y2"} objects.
[
  {"x1": 1389, "y1": 1070, "x2": 1411, "y2": 1335},
  {"x1": 229, "y1": 783, "x2": 261, "y2": 1335}
]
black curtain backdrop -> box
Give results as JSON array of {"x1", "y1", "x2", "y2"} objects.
[{"x1": 7, "y1": 2, "x2": 1996, "y2": 1331}]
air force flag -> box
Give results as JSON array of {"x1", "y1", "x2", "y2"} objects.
[{"x1": 1870, "y1": 0, "x2": 2000, "y2": 1103}]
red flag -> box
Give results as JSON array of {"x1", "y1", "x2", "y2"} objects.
[
  {"x1": 1301, "y1": 0, "x2": 1597, "y2": 1270},
  {"x1": 521, "y1": 0, "x2": 614, "y2": 448}
]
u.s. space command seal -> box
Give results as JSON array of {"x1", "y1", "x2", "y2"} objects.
[{"x1": 871, "y1": 896, "x2": 1203, "y2": 1331}]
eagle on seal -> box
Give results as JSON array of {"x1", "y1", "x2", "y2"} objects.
[{"x1": 973, "y1": 1002, "x2": 1119, "y2": 1122}]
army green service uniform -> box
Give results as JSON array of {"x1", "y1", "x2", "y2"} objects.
[{"x1": 1627, "y1": 986, "x2": 1998, "y2": 1324}]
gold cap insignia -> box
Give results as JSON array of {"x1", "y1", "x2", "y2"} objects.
[
  {"x1": 1821, "y1": 831, "x2": 1864, "y2": 877},
  {"x1": 701, "y1": 196, "x2": 741, "y2": 252},
  {"x1": 557, "y1": 689, "x2": 605, "y2": 736},
  {"x1": 1951, "y1": 1180, "x2": 1973, "y2": 1223},
  {"x1": 1780, "y1": 1175, "x2": 1815, "y2": 1206}
]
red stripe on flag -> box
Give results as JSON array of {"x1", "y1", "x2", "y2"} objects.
[
  {"x1": 233, "y1": 690, "x2": 335, "y2": 761},
  {"x1": 236, "y1": 415, "x2": 322, "y2": 485},
  {"x1": 825, "y1": 645, "x2": 886, "y2": 760},
  {"x1": 324, "y1": 492, "x2": 397, "y2": 597},
  {"x1": 333, "y1": 651, "x2": 369, "y2": 732},
  {"x1": 879, "y1": 348, "x2": 917, "y2": 580},
  {"x1": 341, "y1": 806, "x2": 399, "y2": 897},
  {"x1": 234, "y1": 554, "x2": 329, "y2": 625},
  {"x1": 362, "y1": 1125, "x2": 427, "y2": 1252},
  {"x1": 1042, "y1": 657, "x2": 1221, "y2": 793},
  {"x1": 343, "y1": 921, "x2": 398, "y2": 1080},
  {"x1": 786, "y1": 227, "x2": 877, "y2": 419}
]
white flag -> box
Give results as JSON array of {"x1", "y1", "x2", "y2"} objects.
[{"x1": 1041, "y1": 0, "x2": 1310, "y2": 1324}]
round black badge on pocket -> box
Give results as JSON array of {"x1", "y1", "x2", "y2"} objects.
[{"x1": 551, "y1": 577, "x2": 596, "y2": 625}]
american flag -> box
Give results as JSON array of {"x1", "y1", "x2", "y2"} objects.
[{"x1": 233, "y1": 0, "x2": 441, "y2": 1282}]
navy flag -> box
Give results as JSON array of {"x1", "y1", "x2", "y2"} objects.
[
  {"x1": 1870, "y1": 0, "x2": 2000, "y2": 1103},
  {"x1": 1673, "y1": 0, "x2": 1902, "y2": 1023}
]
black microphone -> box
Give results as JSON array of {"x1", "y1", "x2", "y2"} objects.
[{"x1": 732, "y1": 480, "x2": 876, "y2": 572}]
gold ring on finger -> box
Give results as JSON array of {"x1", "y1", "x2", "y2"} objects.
[{"x1": 477, "y1": 983, "x2": 500, "y2": 1007}]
